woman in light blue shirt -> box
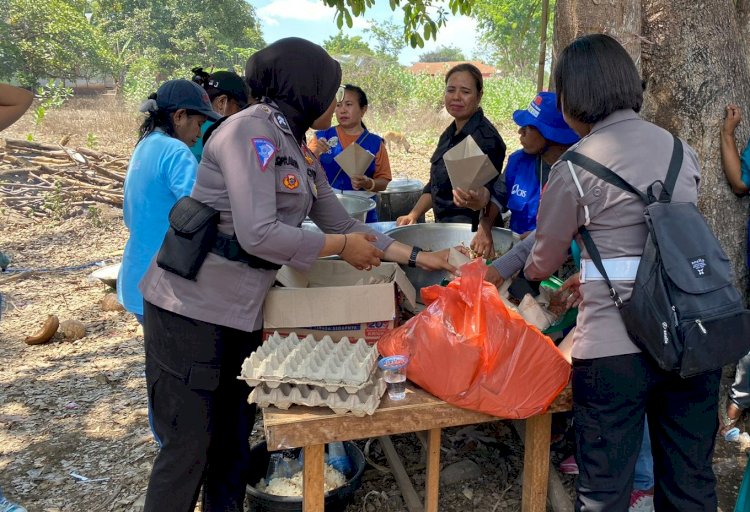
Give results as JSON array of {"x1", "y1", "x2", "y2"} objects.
[{"x1": 117, "y1": 79, "x2": 219, "y2": 322}]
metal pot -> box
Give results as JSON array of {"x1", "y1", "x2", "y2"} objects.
[
  {"x1": 376, "y1": 178, "x2": 425, "y2": 222},
  {"x1": 385, "y1": 223, "x2": 517, "y2": 303},
  {"x1": 301, "y1": 194, "x2": 376, "y2": 235},
  {"x1": 335, "y1": 193, "x2": 376, "y2": 222}
]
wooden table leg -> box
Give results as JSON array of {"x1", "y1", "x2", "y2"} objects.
[
  {"x1": 521, "y1": 413, "x2": 553, "y2": 512},
  {"x1": 303, "y1": 444, "x2": 325, "y2": 512},
  {"x1": 424, "y1": 427, "x2": 441, "y2": 512}
]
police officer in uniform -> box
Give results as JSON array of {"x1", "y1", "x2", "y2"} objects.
[{"x1": 138, "y1": 37, "x2": 454, "y2": 512}]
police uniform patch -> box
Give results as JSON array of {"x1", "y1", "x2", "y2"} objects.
[
  {"x1": 283, "y1": 173, "x2": 300, "y2": 190},
  {"x1": 302, "y1": 145, "x2": 316, "y2": 166},
  {"x1": 275, "y1": 155, "x2": 299, "y2": 169},
  {"x1": 252, "y1": 138, "x2": 277, "y2": 172},
  {"x1": 273, "y1": 112, "x2": 291, "y2": 134}
]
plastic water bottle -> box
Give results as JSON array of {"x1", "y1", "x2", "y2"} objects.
[
  {"x1": 327, "y1": 442, "x2": 351, "y2": 475},
  {"x1": 725, "y1": 427, "x2": 741, "y2": 442},
  {"x1": 266, "y1": 453, "x2": 292, "y2": 483}
]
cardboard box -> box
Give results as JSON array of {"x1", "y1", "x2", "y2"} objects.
[
  {"x1": 443, "y1": 134, "x2": 499, "y2": 191},
  {"x1": 263, "y1": 260, "x2": 416, "y2": 343}
]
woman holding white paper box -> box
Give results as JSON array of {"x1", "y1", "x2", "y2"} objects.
[
  {"x1": 309, "y1": 84, "x2": 392, "y2": 222},
  {"x1": 396, "y1": 63, "x2": 506, "y2": 229}
]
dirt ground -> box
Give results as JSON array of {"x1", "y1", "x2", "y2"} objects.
[{"x1": 1, "y1": 103, "x2": 748, "y2": 511}]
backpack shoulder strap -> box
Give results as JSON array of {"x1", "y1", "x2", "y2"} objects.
[
  {"x1": 578, "y1": 226, "x2": 624, "y2": 309},
  {"x1": 560, "y1": 150, "x2": 649, "y2": 203},
  {"x1": 655, "y1": 135, "x2": 683, "y2": 202}
]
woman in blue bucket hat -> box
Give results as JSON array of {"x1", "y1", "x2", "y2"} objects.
[{"x1": 464, "y1": 91, "x2": 579, "y2": 257}]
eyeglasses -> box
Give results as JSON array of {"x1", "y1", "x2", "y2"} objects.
[{"x1": 335, "y1": 85, "x2": 345, "y2": 103}]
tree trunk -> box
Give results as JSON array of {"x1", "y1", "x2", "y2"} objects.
[
  {"x1": 537, "y1": 0, "x2": 550, "y2": 92},
  {"x1": 552, "y1": 0, "x2": 641, "y2": 67},
  {"x1": 553, "y1": 0, "x2": 750, "y2": 294},
  {"x1": 640, "y1": 0, "x2": 750, "y2": 292},
  {"x1": 737, "y1": 0, "x2": 750, "y2": 49}
]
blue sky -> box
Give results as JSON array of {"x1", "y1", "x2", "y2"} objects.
[{"x1": 252, "y1": 0, "x2": 481, "y2": 66}]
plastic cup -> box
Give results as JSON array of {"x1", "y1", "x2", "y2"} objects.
[{"x1": 378, "y1": 355, "x2": 409, "y2": 401}]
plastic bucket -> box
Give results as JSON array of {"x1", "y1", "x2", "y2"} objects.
[{"x1": 246, "y1": 441, "x2": 365, "y2": 512}]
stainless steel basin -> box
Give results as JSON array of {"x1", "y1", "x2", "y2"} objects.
[
  {"x1": 385, "y1": 223, "x2": 517, "y2": 303},
  {"x1": 335, "y1": 193, "x2": 376, "y2": 222}
]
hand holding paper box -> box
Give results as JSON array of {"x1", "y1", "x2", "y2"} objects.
[
  {"x1": 333, "y1": 143, "x2": 375, "y2": 178},
  {"x1": 443, "y1": 135, "x2": 499, "y2": 191}
]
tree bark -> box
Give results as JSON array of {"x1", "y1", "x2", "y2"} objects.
[
  {"x1": 641, "y1": 0, "x2": 750, "y2": 292},
  {"x1": 737, "y1": 0, "x2": 750, "y2": 49},
  {"x1": 537, "y1": 0, "x2": 550, "y2": 92},
  {"x1": 553, "y1": 0, "x2": 750, "y2": 294},
  {"x1": 552, "y1": 0, "x2": 641, "y2": 68}
]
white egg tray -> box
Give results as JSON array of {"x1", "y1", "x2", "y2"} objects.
[
  {"x1": 249, "y1": 374, "x2": 386, "y2": 416},
  {"x1": 239, "y1": 332, "x2": 378, "y2": 393}
]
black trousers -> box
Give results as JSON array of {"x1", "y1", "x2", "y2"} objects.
[
  {"x1": 142, "y1": 301, "x2": 262, "y2": 512},
  {"x1": 572, "y1": 352, "x2": 721, "y2": 512}
]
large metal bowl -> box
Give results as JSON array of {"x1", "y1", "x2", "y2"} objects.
[
  {"x1": 385, "y1": 223, "x2": 517, "y2": 303},
  {"x1": 335, "y1": 193, "x2": 376, "y2": 222}
]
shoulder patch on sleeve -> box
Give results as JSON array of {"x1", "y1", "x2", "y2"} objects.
[
  {"x1": 252, "y1": 137, "x2": 277, "y2": 172},
  {"x1": 273, "y1": 112, "x2": 293, "y2": 135}
]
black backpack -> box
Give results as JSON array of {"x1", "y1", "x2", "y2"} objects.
[{"x1": 561, "y1": 135, "x2": 750, "y2": 377}]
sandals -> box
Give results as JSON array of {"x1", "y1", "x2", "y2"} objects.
[{"x1": 719, "y1": 400, "x2": 743, "y2": 437}]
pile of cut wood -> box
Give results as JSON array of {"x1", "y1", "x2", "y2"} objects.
[{"x1": 0, "y1": 137, "x2": 126, "y2": 218}]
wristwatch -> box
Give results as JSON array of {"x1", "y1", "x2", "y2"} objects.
[{"x1": 408, "y1": 246, "x2": 423, "y2": 268}]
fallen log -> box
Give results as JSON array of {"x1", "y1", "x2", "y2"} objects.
[
  {"x1": 4, "y1": 138, "x2": 60, "y2": 151},
  {"x1": 91, "y1": 164, "x2": 126, "y2": 183}
]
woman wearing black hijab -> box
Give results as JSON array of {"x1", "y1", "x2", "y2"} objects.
[{"x1": 138, "y1": 37, "x2": 453, "y2": 512}]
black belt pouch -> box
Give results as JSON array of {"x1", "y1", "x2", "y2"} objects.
[{"x1": 156, "y1": 196, "x2": 219, "y2": 280}]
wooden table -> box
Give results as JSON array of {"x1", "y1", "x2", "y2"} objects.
[{"x1": 263, "y1": 382, "x2": 572, "y2": 512}]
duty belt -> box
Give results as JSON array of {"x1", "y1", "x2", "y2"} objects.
[{"x1": 211, "y1": 233, "x2": 281, "y2": 270}]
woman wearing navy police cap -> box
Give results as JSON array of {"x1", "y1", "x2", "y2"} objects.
[
  {"x1": 117, "y1": 79, "x2": 219, "y2": 323},
  {"x1": 191, "y1": 68, "x2": 249, "y2": 161}
]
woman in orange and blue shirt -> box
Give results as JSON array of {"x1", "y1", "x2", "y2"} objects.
[{"x1": 309, "y1": 84, "x2": 391, "y2": 222}]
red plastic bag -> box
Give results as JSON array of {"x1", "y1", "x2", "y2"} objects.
[{"x1": 379, "y1": 259, "x2": 571, "y2": 419}]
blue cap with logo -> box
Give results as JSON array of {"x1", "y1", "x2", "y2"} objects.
[
  {"x1": 156, "y1": 79, "x2": 221, "y2": 121},
  {"x1": 512, "y1": 91, "x2": 579, "y2": 145}
]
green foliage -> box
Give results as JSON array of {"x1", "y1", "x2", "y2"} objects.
[
  {"x1": 340, "y1": 59, "x2": 535, "y2": 123},
  {"x1": 86, "y1": 132, "x2": 99, "y2": 149},
  {"x1": 29, "y1": 79, "x2": 73, "y2": 129},
  {"x1": 0, "y1": 0, "x2": 112, "y2": 86},
  {"x1": 36, "y1": 79, "x2": 74, "y2": 109},
  {"x1": 87, "y1": 205, "x2": 103, "y2": 227},
  {"x1": 122, "y1": 54, "x2": 160, "y2": 102},
  {"x1": 32, "y1": 106, "x2": 46, "y2": 128},
  {"x1": 0, "y1": 0, "x2": 264, "y2": 93},
  {"x1": 365, "y1": 19, "x2": 407, "y2": 60},
  {"x1": 419, "y1": 45, "x2": 466, "y2": 62},
  {"x1": 91, "y1": 0, "x2": 264, "y2": 85},
  {"x1": 44, "y1": 181, "x2": 69, "y2": 220},
  {"x1": 322, "y1": 0, "x2": 474, "y2": 48},
  {"x1": 323, "y1": 32, "x2": 374, "y2": 56},
  {"x1": 471, "y1": 0, "x2": 554, "y2": 78}
]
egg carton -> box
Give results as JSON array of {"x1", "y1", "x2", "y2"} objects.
[
  {"x1": 249, "y1": 373, "x2": 386, "y2": 417},
  {"x1": 239, "y1": 332, "x2": 378, "y2": 393}
]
